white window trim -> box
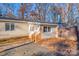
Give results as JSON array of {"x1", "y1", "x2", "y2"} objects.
[
  {"x1": 5, "y1": 23, "x2": 15, "y2": 31},
  {"x1": 43, "y1": 26, "x2": 52, "y2": 32}
]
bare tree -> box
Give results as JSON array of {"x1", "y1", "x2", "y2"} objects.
[
  {"x1": 66, "y1": 3, "x2": 76, "y2": 26},
  {"x1": 2, "y1": 3, "x2": 16, "y2": 18},
  {"x1": 18, "y1": 3, "x2": 33, "y2": 19},
  {"x1": 49, "y1": 5, "x2": 61, "y2": 23},
  {"x1": 18, "y1": 3, "x2": 26, "y2": 19},
  {"x1": 35, "y1": 3, "x2": 48, "y2": 22},
  {"x1": 0, "y1": 7, "x2": 3, "y2": 16},
  {"x1": 76, "y1": 3, "x2": 79, "y2": 24}
]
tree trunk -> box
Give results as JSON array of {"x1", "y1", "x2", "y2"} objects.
[{"x1": 74, "y1": 26, "x2": 79, "y2": 49}]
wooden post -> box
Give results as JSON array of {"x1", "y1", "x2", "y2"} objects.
[
  {"x1": 33, "y1": 26, "x2": 41, "y2": 43},
  {"x1": 55, "y1": 26, "x2": 59, "y2": 38}
]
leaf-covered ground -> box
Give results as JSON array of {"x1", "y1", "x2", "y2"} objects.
[{"x1": 38, "y1": 37, "x2": 77, "y2": 56}]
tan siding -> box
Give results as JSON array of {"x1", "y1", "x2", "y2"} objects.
[
  {"x1": 41, "y1": 26, "x2": 57, "y2": 39},
  {"x1": 0, "y1": 22, "x2": 5, "y2": 31},
  {"x1": 0, "y1": 22, "x2": 29, "y2": 39}
]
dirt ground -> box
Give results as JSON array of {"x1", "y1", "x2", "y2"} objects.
[
  {"x1": 0, "y1": 37, "x2": 78, "y2": 56},
  {"x1": 0, "y1": 42, "x2": 53, "y2": 56}
]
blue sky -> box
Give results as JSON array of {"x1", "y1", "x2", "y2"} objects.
[
  {"x1": 0, "y1": 3, "x2": 65, "y2": 15},
  {"x1": 0, "y1": 3, "x2": 77, "y2": 16},
  {"x1": 0, "y1": 3, "x2": 78, "y2": 23}
]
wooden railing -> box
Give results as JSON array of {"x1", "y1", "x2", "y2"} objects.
[{"x1": 30, "y1": 31, "x2": 42, "y2": 43}]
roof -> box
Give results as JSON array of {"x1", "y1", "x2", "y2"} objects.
[
  {"x1": 0, "y1": 17, "x2": 24, "y2": 21},
  {"x1": 0, "y1": 17, "x2": 60, "y2": 25}
]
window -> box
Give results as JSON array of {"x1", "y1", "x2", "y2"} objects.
[
  {"x1": 48, "y1": 27, "x2": 51, "y2": 32},
  {"x1": 43, "y1": 26, "x2": 51, "y2": 32},
  {"x1": 43, "y1": 27, "x2": 48, "y2": 32},
  {"x1": 5, "y1": 23, "x2": 10, "y2": 31},
  {"x1": 5, "y1": 23, "x2": 15, "y2": 31},
  {"x1": 11, "y1": 23, "x2": 15, "y2": 30}
]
